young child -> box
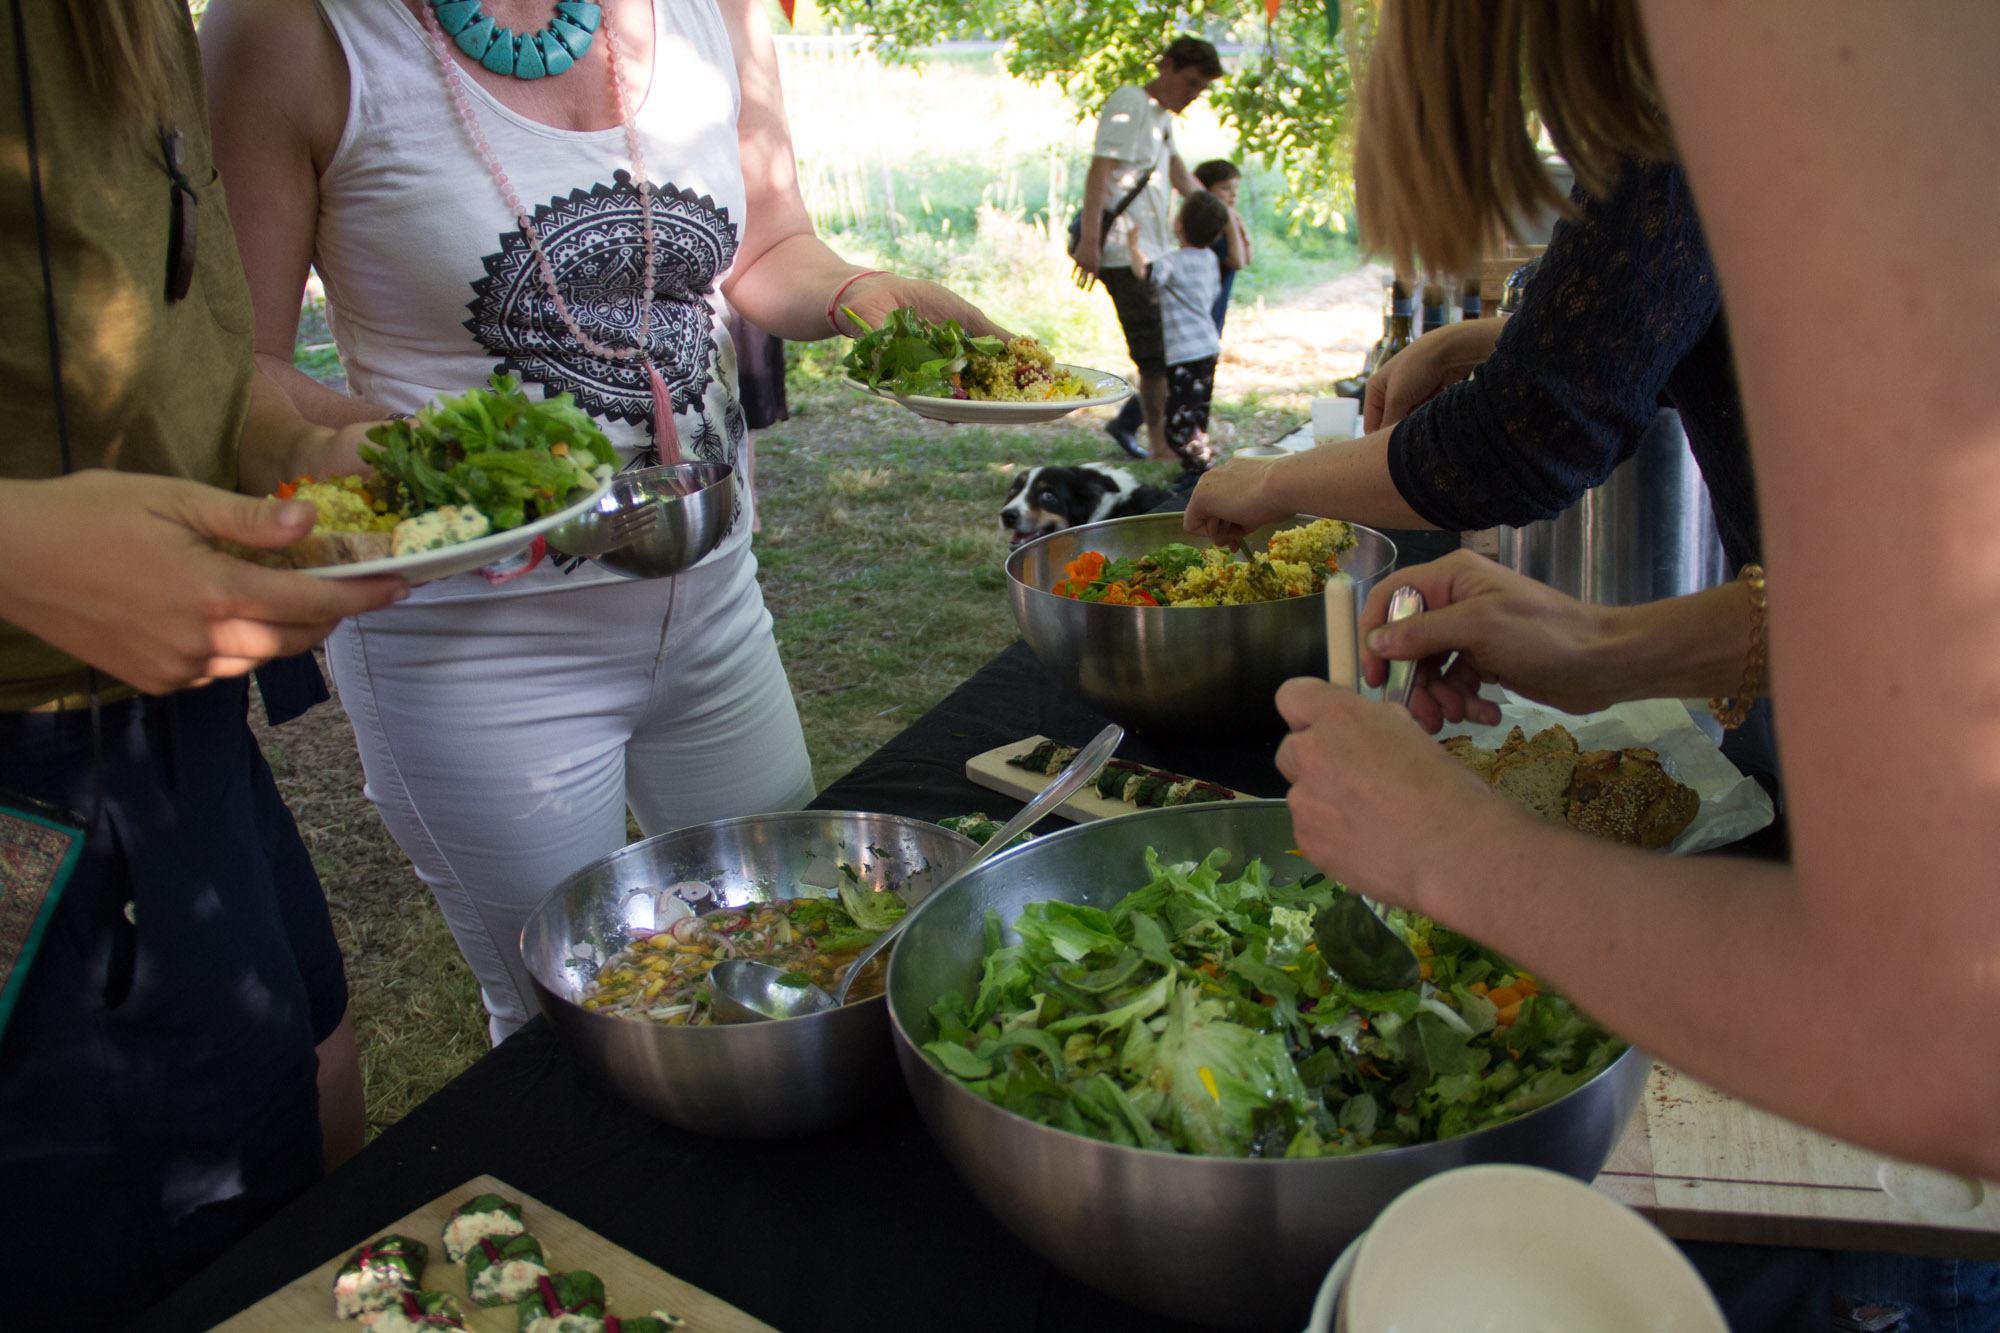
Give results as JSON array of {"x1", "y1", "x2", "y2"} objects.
[
  {"x1": 1192, "y1": 159, "x2": 1254, "y2": 335},
  {"x1": 1127, "y1": 189, "x2": 1234, "y2": 478}
]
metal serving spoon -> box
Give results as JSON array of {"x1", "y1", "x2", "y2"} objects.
[
  {"x1": 1311, "y1": 576, "x2": 1425, "y2": 991},
  {"x1": 710, "y1": 723, "x2": 1126, "y2": 1023}
]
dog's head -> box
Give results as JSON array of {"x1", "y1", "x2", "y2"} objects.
[{"x1": 1000, "y1": 464, "x2": 1157, "y2": 549}]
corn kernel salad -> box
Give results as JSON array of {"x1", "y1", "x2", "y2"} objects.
[
  {"x1": 1051, "y1": 518, "x2": 1358, "y2": 607},
  {"x1": 277, "y1": 475, "x2": 403, "y2": 533},
  {"x1": 960, "y1": 337, "x2": 1091, "y2": 402},
  {"x1": 579, "y1": 886, "x2": 905, "y2": 1025}
]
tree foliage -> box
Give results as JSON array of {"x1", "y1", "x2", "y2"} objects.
[{"x1": 808, "y1": 0, "x2": 1376, "y2": 228}]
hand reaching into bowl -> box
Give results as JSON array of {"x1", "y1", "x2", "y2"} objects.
[
  {"x1": 1180, "y1": 454, "x2": 1291, "y2": 548},
  {"x1": 1273, "y1": 676, "x2": 1508, "y2": 919}
]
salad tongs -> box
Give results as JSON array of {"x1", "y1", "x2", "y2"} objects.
[{"x1": 1313, "y1": 576, "x2": 1425, "y2": 990}]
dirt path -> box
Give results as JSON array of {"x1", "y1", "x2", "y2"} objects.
[{"x1": 1217, "y1": 261, "x2": 1391, "y2": 395}]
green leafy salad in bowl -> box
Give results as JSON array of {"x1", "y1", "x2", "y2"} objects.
[{"x1": 921, "y1": 848, "x2": 1625, "y2": 1159}]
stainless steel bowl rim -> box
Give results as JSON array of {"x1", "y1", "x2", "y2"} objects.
[{"x1": 1005, "y1": 511, "x2": 1399, "y2": 600}]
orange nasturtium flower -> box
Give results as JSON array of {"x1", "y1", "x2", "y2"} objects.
[{"x1": 1053, "y1": 550, "x2": 1107, "y2": 599}]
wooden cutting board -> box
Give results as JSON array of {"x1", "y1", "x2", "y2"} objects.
[
  {"x1": 965, "y1": 736, "x2": 1256, "y2": 823},
  {"x1": 210, "y1": 1175, "x2": 778, "y2": 1332},
  {"x1": 1595, "y1": 1065, "x2": 2000, "y2": 1258}
]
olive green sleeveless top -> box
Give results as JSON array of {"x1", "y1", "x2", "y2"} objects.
[{"x1": 0, "y1": 3, "x2": 255, "y2": 711}]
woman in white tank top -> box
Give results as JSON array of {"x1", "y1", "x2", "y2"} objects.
[{"x1": 199, "y1": 0, "x2": 1002, "y2": 1042}]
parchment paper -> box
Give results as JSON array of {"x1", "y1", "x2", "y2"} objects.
[{"x1": 1434, "y1": 688, "x2": 1775, "y2": 856}]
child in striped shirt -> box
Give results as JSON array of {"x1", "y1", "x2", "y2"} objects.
[{"x1": 1127, "y1": 189, "x2": 1235, "y2": 478}]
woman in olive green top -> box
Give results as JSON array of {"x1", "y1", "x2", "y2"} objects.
[{"x1": 0, "y1": 5, "x2": 403, "y2": 1325}]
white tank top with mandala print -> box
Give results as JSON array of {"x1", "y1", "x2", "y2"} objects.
[{"x1": 313, "y1": 0, "x2": 750, "y2": 598}]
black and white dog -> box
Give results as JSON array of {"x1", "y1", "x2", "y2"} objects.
[{"x1": 1000, "y1": 464, "x2": 1169, "y2": 549}]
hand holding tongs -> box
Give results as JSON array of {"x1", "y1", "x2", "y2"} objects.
[{"x1": 1325, "y1": 576, "x2": 1425, "y2": 706}]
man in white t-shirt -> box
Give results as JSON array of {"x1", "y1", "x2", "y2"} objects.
[{"x1": 1071, "y1": 35, "x2": 1223, "y2": 464}]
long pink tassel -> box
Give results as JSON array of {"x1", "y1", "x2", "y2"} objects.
[{"x1": 647, "y1": 360, "x2": 684, "y2": 466}]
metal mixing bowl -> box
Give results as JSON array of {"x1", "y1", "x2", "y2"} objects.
[
  {"x1": 548, "y1": 461, "x2": 734, "y2": 579},
  {"x1": 885, "y1": 801, "x2": 1647, "y2": 1331},
  {"x1": 521, "y1": 810, "x2": 976, "y2": 1138},
  {"x1": 1007, "y1": 512, "x2": 1398, "y2": 738}
]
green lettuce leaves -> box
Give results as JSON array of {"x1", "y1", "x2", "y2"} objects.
[
  {"x1": 361, "y1": 373, "x2": 617, "y2": 530},
  {"x1": 839, "y1": 306, "x2": 1004, "y2": 399},
  {"x1": 922, "y1": 847, "x2": 1626, "y2": 1159}
]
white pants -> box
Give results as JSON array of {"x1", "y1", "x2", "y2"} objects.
[{"x1": 326, "y1": 537, "x2": 815, "y2": 1044}]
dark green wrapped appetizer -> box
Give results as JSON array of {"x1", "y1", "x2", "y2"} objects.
[
  {"x1": 440, "y1": 1191, "x2": 528, "y2": 1263},
  {"x1": 360, "y1": 1290, "x2": 468, "y2": 1331},
  {"x1": 517, "y1": 1270, "x2": 608, "y2": 1333},
  {"x1": 332, "y1": 1234, "x2": 427, "y2": 1320},
  {"x1": 466, "y1": 1232, "x2": 551, "y2": 1307}
]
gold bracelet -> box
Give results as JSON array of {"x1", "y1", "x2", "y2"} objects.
[{"x1": 1709, "y1": 564, "x2": 1768, "y2": 730}]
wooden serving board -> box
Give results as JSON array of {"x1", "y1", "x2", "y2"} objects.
[
  {"x1": 966, "y1": 736, "x2": 1257, "y2": 824},
  {"x1": 1595, "y1": 1065, "x2": 2000, "y2": 1258},
  {"x1": 210, "y1": 1175, "x2": 778, "y2": 1332}
]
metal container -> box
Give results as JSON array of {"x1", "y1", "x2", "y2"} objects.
[
  {"x1": 1007, "y1": 513, "x2": 1398, "y2": 738},
  {"x1": 885, "y1": 802, "x2": 1647, "y2": 1331},
  {"x1": 548, "y1": 460, "x2": 735, "y2": 580},
  {"x1": 520, "y1": 811, "x2": 976, "y2": 1138},
  {"x1": 1494, "y1": 408, "x2": 1727, "y2": 606}
]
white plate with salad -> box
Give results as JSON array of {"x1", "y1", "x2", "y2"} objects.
[
  {"x1": 840, "y1": 306, "x2": 1131, "y2": 425},
  {"x1": 843, "y1": 363, "x2": 1132, "y2": 425},
  {"x1": 302, "y1": 471, "x2": 613, "y2": 585},
  {"x1": 268, "y1": 373, "x2": 619, "y2": 586}
]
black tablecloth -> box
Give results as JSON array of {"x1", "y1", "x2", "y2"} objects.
[{"x1": 126, "y1": 641, "x2": 1798, "y2": 1333}]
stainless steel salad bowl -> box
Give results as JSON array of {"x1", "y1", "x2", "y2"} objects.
[
  {"x1": 1006, "y1": 512, "x2": 1398, "y2": 738},
  {"x1": 884, "y1": 800, "x2": 1647, "y2": 1331},
  {"x1": 546, "y1": 460, "x2": 734, "y2": 579},
  {"x1": 520, "y1": 810, "x2": 976, "y2": 1138}
]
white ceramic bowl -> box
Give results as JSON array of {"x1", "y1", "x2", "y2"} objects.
[{"x1": 1319, "y1": 1163, "x2": 1727, "y2": 1333}]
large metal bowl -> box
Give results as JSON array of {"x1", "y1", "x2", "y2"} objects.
[
  {"x1": 521, "y1": 811, "x2": 976, "y2": 1138},
  {"x1": 885, "y1": 801, "x2": 1646, "y2": 1331},
  {"x1": 1007, "y1": 512, "x2": 1398, "y2": 738}
]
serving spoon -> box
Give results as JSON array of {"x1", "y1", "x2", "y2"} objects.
[{"x1": 710, "y1": 722, "x2": 1126, "y2": 1023}]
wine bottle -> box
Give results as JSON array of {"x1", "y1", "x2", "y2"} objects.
[
  {"x1": 1377, "y1": 278, "x2": 1417, "y2": 368},
  {"x1": 1419, "y1": 282, "x2": 1450, "y2": 337},
  {"x1": 1460, "y1": 279, "x2": 1482, "y2": 321},
  {"x1": 1337, "y1": 279, "x2": 1416, "y2": 400}
]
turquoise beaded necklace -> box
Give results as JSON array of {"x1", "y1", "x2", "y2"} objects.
[{"x1": 427, "y1": 0, "x2": 601, "y2": 80}]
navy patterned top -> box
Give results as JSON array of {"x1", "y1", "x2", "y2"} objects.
[{"x1": 1386, "y1": 160, "x2": 1762, "y2": 571}]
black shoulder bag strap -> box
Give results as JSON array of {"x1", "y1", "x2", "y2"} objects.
[{"x1": 1097, "y1": 164, "x2": 1156, "y2": 242}]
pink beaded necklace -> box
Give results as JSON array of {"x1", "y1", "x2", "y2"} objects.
[{"x1": 417, "y1": 0, "x2": 683, "y2": 463}]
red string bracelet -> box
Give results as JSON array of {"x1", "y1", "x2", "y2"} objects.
[{"x1": 825, "y1": 269, "x2": 888, "y2": 335}]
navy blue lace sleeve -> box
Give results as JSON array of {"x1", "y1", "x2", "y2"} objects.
[{"x1": 1386, "y1": 159, "x2": 1763, "y2": 570}]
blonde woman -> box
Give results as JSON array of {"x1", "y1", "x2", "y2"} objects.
[{"x1": 1280, "y1": 0, "x2": 2000, "y2": 1213}]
